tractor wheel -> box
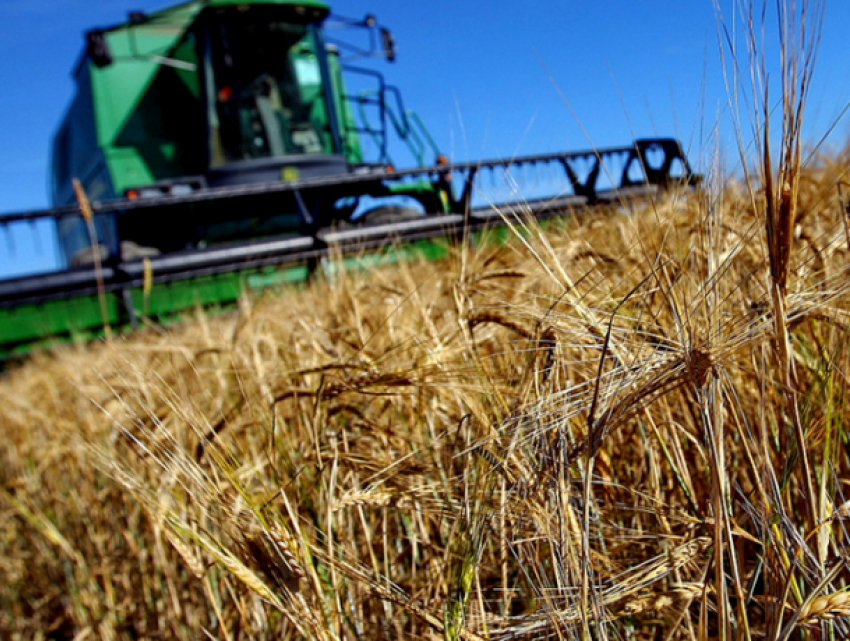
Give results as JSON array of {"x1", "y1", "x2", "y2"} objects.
[{"x1": 356, "y1": 205, "x2": 424, "y2": 225}]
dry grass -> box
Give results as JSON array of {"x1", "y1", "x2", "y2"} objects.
[
  {"x1": 5, "y1": 2, "x2": 850, "y2": 639},
  {"x1": 3, "y1": 142, "x2": 850, "y2": 639}
]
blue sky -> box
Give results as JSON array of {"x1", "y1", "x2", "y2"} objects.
[{"x1": 1, "y1": 0, "x2": 849, "y2": 278}]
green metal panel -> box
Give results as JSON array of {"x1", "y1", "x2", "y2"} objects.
[
  {"x1": 126, "y1": 263, "x2": 309, "y2": 321},
  {"x1": 0, "y1": 293, "x2": 120, "y2": 349},
  {"x1": 170, "y1": 35, "x2": 201, "y2": 100},
  {"x1": 0, "y1": 263, "x2": 309, "y2": 358},
  {"x1": 320, "y1": 239, "x2": 451, "y2": 277},
  {"x1": 328, "y1": 50, "x2": 363, "y2": 164},
  {"x1": 103, "y1": 148, "x2": 155, "y2": 194},
  {"x1": 108, "y1": 58, "x2": 206, "y2": 190},
  {"x1": 95, "y1": 6, "x2": 203, "y2": 148}
]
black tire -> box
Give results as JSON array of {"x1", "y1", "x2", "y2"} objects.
[{"x1": 355, "y1": 205, "x2": 424, "y2": 225}]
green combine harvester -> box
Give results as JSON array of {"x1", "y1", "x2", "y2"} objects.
[{"x1": 0, "y1": 0, "x2": 698, "y2": 359}]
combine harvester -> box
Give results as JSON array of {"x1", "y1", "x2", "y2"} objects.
[{"x1": 0, "y1": 0, "x2": 698, "y2": 359}]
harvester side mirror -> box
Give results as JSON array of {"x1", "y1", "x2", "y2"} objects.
[
  {"x1": 86, "y1": 30, "x2": 113, "y2": 68},
  {"x1": 381, "y1": 27, "x2": 396, "y2": 62}
]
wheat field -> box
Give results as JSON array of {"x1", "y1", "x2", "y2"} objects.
[
  {"x1": 3, "y1": 145, "x2": 850, "y2": 639},
  {"x1": 4, "y1": 2, "x2": 850, "y2": 639}
]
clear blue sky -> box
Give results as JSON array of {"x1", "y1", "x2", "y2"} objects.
[{"x1": 1, "y1": 0, "x2": 849, "y2": 278}]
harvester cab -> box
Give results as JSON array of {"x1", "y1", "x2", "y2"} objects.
[{"x1": 53, "y1": 0, "x2": 435, "y2": 265}]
